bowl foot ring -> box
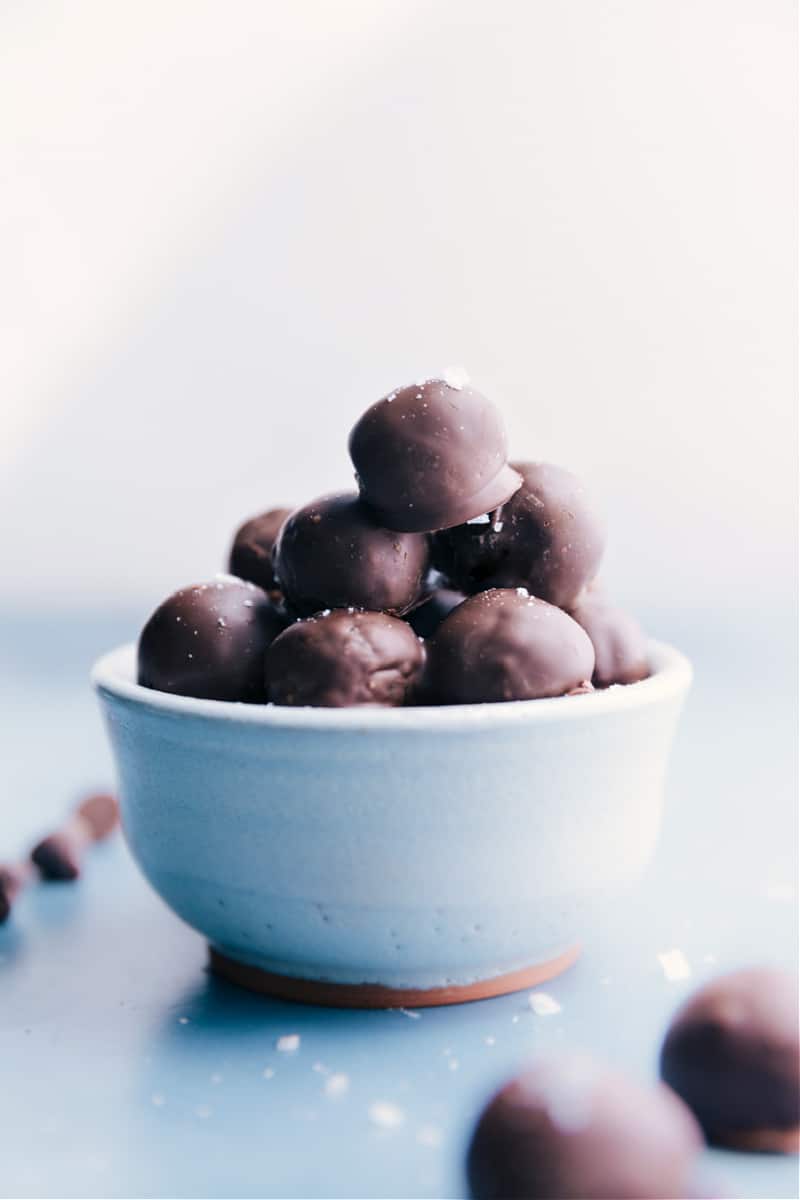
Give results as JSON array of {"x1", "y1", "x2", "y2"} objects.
[{"x1": 208, "y1": 943, "x2": 581, "y2": 1008}]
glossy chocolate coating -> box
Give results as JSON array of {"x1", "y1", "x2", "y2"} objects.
[
  {"x1": 467, "y1": 1055, "x2": 703, "y2": 1200},
  {"x1": 407, "y1": 587, "x2": 465, "y2": 638},
  {"x1": 228, "y1": 507, "x2": 291, "y2": 592},
  {"x1": 432, "y1": 461, "x2": 605, "y2": 608},
  {"x1": 424, "y1": 588, "x2": 594, "y2": 704},
  {"x1": 569, "y1": 597, "x2": 649, "y2": 687},
  {"x1": 660, "y1": 968, "x2": 800, "y2": 1152},
  {"x1": 273, "y1": 493, "x2": 429, "y2": 618},
  {"x1": 138, "y1": 578, "x2": 286, "y2": 702},
  {"x1": 348, "y1": 378, "x2": 521, "y2": 532},
  {"x1": 266, "y1": 610, "x2": 425, "y2": 707}
]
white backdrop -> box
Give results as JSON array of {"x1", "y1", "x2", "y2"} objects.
[{"x1": 2, "y1": 0, "x2": 796, "y2": 631}]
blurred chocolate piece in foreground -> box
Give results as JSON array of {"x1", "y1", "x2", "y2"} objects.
[{"x1": 32, "y1": 793, "x2": 119, "y2": 881}]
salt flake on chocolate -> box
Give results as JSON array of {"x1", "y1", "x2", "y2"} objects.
[{"x1": 657, "y1": 949, "x2": 692, "y2": 981}]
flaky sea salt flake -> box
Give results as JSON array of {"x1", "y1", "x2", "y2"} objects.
[
  {"x1": 657, "y1": 949, "x2": 692, "y2": 982},
  {"x1": 416, "y1": 1124, "x2": 443, "y2": 1147},
  {"x1": 369, "y1": 1100, "x2": 406, "y2": 1128},
  {"x1": 324, "y1": 1073, "x2": 350, "y2": 1098},
  {"x1": 528, "y1": 991, "x2": 562, "y2": 1016},
  {"x1": 441, "y1": 365, "x2": 471, "y2": 390}
]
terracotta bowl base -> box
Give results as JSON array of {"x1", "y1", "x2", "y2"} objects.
[{"x1": 208, "y1": 943, "x2": 581, "y2": 1008}]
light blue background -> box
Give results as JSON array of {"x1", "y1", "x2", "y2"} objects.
[{"x1": 0, "y1": 611, "x2": 796, "y2": 1199}]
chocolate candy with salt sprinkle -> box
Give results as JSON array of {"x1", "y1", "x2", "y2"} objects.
[
  {"x1": 467, "y1": 1054, "x2": 704, "y2": 1200},
  {"x1": 660, "y1": 967, "x2": 800, "y2": 1153},
  {"x1": 266, "y1": 609, "x2": 425, "y2": 707},
  {"x1": 569, "y1": 596, "x2": 649, "y2": 688},
  {"x1": 138, "y1": 577, "x2": 286, "y2": 702},
  {"x1": 424, "y1": 588, "x2": 594, "y2": 704},
  {"x1": 432, "y1": 461, "x2": 605, "y2": 609},
  {"x1": 228, "y1": 507, "x2": 291, "y2": 592},
  {"x1": 273, "y1": 492, "x2": 429, "y2": 618},
  {"x1": 348, "y1": 377, "x2": 521, "y2": 533}
]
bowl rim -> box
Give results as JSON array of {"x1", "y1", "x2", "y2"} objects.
[{"x1": 92, "y1": 640, "x2": 692, "y2": 732}]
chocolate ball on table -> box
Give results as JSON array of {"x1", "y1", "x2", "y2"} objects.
[
  {"x1": 273, "y1": 492, "x2": 429, "y2": 618},
  {"x1": 348, "y1": 377, "x2": 522, "y2": 533},
  {"x1": 432, "y1": 461, "x2": 605, "y2": 609},
  {"x1": 425, "y1": 588, "x2": 594, "y2": 704},
  {"x1": 660, "y1": 967, "x2": 800, "y2": 1152},
  {"x1": 467, "y1": 1055, "x2": 704, "y2": 1200},
  {"x1": 406, "y1": 587, "x2": 465, "y2": 638},
  {"x1": 266, "y1": 610, "x2": 425, "y2": 707},
  {"x1": 569, "y1": 596, "x2": 649, "y2": 687},
  {"x1": 228, "y1": 507, "x2": 291, "y2": 593},
  {"x1": 138, "y1": 577, "x2": 286, "y2": 702}
]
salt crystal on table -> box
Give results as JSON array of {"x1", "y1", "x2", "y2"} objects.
[
  {"x1": 195, "y1": 1105, "x2": 212, "y2": 1119},
  {"x1": 324, "y1": 1073, "x2": 350, "y2": 1098},
  {"x1": 447, "y1": 1058, "x2": 459, "y2": 1071},
  {"x1": 276, "y1": 1034, "x2": 301, "y2": 1052},
  {"x1": 657, "y1": 949, "x2": 692, "y2": 981},
  {"x1": 397, "y1": 1007, "x2": 421, "y2": 1019},
  {"x1": 416, "y1": 1124, "x2": 443, "y2": 1148},
  {"x1": 528, "y1": 991, "x2": 562, "y2": 1016},
  {"x1": 262, "y1": 1067, "x2": 275, "y2": 1079},
  {"x1": 151, "y1": 1093, "x2": 166, "y2": 1107},
  {"x1": 484, "y1": 1035, "x2": 496, "y2": 1046},
  {"x1": 369, "y1": 1101, "x2": 405, "y2": 1128},
  {"x1": 177, "y1": 1016, "x2": 190, "y2": 1025}
]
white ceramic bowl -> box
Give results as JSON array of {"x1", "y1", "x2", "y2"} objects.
[{"x1": 93, "y1": 640, "x2": 691, "y2": 1007}]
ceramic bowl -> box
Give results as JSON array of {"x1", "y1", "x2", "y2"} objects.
[{"x1": 93, "y1": 640, "x2": 691, "y2": 1007}]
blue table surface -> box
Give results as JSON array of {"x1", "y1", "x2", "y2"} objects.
[{"x1": 0, "y1": 611, "x2": 797, "y2": 1200}]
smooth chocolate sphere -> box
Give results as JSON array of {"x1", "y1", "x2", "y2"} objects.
[
  {"x1": 273, "y1": 492, "x2": 429, "y2": 618},
  {"x1": 348, "y1": 378, "x2": 521, "y2": 533},
  {"x1": 660, "y1": 968, "x2": 800, "y2": 1152},
  {"x1": 424, "y1": 588, "x2": 594, "y2": 704},
  {"x1": 228, "y1": 507, "x2": 291, "y2": 592},
  {"x1": 138, "y1": 577, "x2": 285, "y2": 702},
  {"x1": 467, "y1": 1055, "x2": 704, "y2": 1200},
  {"x1": 432, "y1": 461, "x2": 605, "y2": 608},
  {"x1": 406, "y1": 587, "x2": 465, "y2": 638},
  {"x1": 266, "y1": 610, "x2": 425, "y2": 707},
  {"x1": 569, "y1": 597, "x2": 649, "y2": 687}
]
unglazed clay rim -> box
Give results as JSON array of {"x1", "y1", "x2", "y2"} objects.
[
  {"x1": 92, "y1": 639, "x2": 691, "y2": 731},
  {"x1": 208, "y1": 943, "x2": 582, "y2": 1008}
]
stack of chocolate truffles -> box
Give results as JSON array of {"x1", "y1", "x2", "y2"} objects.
[{"x1": 138, "y1": 375, "x2": 649, "y2": 707}]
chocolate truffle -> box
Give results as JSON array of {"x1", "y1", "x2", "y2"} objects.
[
  {"x1": 432, "y1": 461, "x2": 605, "y2": 609},
  {"x1": 660, "y1": 967, "x2": 800, "y2": 1152},
  {"x1": 138, "y1": 577, "x2": 285, "y2": 702},
  {"x1": 273, "y1": 492, "x2": 429, "y2": 618},
  {"x1": 348, "y1": 378, "x2": 521, "y2": 533},
  {"x1": 569, "y1": 597, "x2": 649, "y2": 687},
  {"x1": 266, "y1": 610, "x2": 425, "y2": 707},
  {"x1": 228, "y1": 507, "x2": 291, "y2": 592},
  {"x1": 467, "y1": 1055, "x2": 704, "y2": 1200},
  {"x1": 407, "y1": 587, "x2": 465, "y2": 638},
  {"x1": 424, "y1": 588, "x2": 594, "y2": 704}
]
